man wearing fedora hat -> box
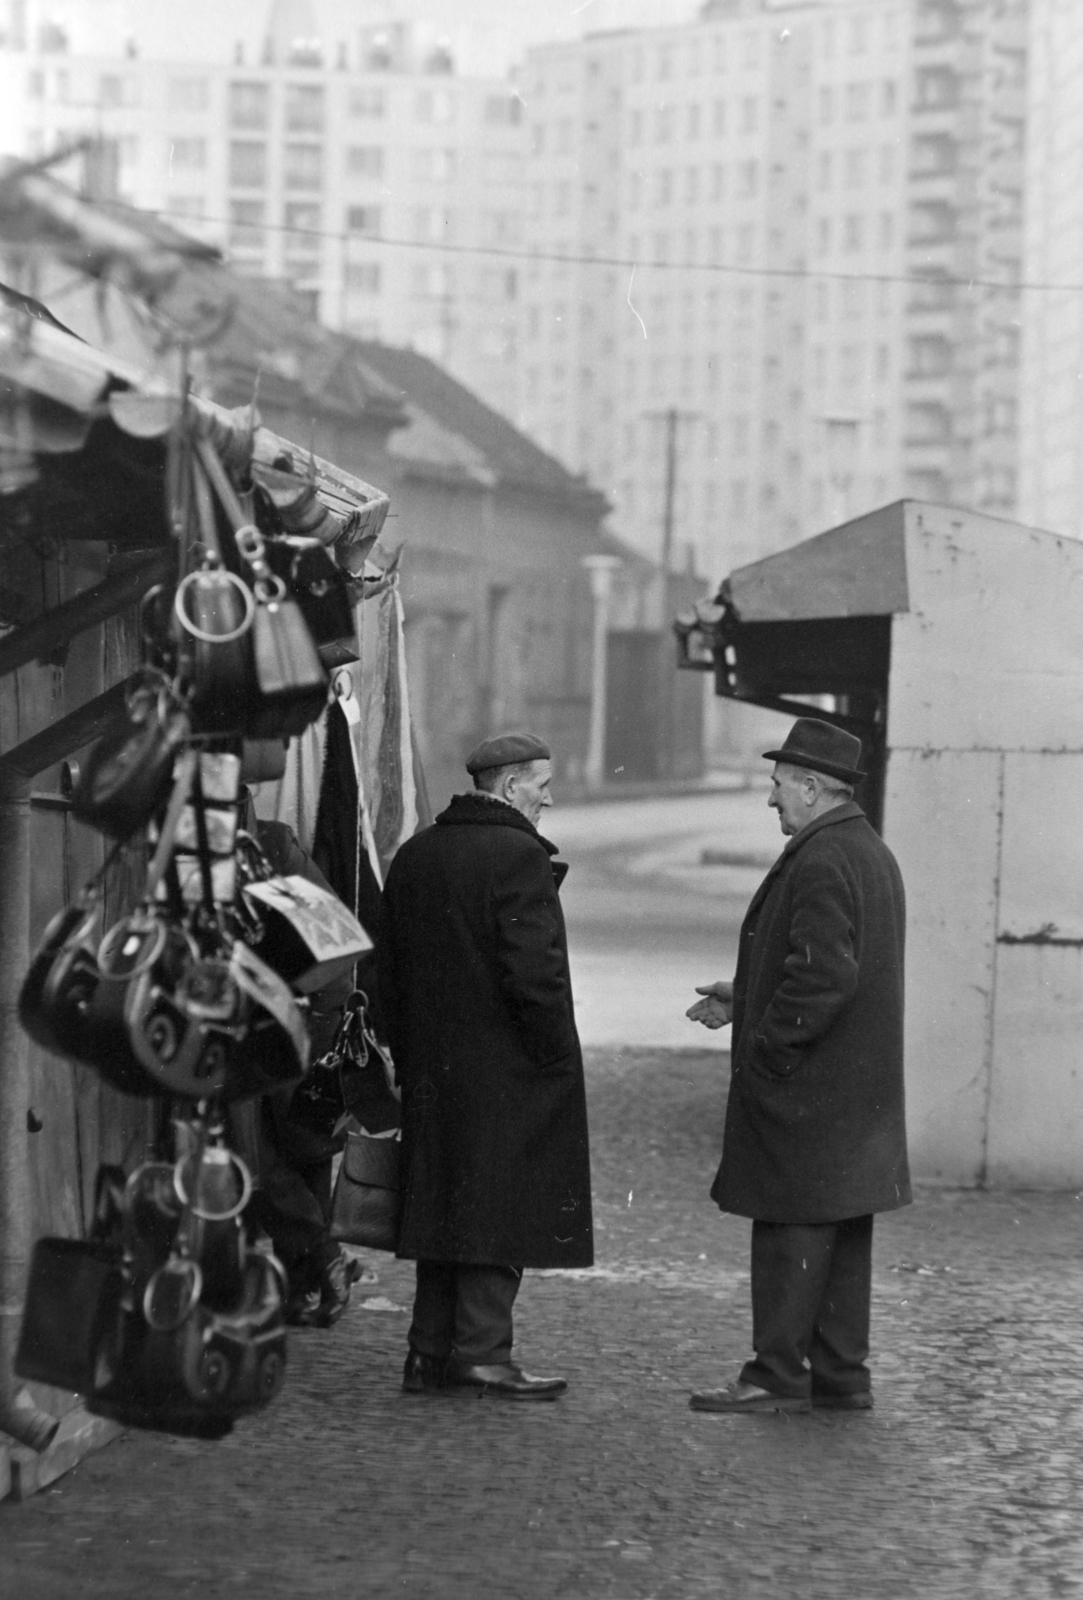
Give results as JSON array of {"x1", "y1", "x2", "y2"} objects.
[
  {"x1": 379, "y1": 732, "x2": 592, "y2": 1401},
  {"x1": 687, "y1": 717, "x2": 910, "y2": 1414}
]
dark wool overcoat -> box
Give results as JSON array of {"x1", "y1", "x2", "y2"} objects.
[
  {"x1": 378, "y1": 792, "x2": 593, "y2": 1269},
  {"x1": 712, "y1": 800, "x2": 912, "y2": 1224}
]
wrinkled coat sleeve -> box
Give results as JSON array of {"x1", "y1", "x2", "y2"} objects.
[
  {"x1": 493, "y1": 844, "x2": 577, "y2": 1070},
  {"x1": 750, "y1": 853, "x2": 860, "y2": 1074}
]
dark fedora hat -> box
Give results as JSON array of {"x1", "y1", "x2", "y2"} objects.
[{"x1": 762, "y1": 718, "x2": 866, "y2": 783}]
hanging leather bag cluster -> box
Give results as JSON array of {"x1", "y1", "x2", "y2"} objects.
[
  {"x1": 20, "y1": 751, "x2": 311, "y2": 1102},
  {"x1": 17, "y1": 1138, "x2": 287, "y2": 1439},
  {"x1": 235, "y1": 522, "x2": 329, "y2": 737},
  {"x1": 71, "y1": 672, "x2": 191, "y2": 841}
]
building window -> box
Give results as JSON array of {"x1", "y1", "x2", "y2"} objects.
[
  {"x1": 345, "y1": 204, "x2": 382, "y2": 236},
  {"x1": 349, "y1": 86, "x2": 386, "y2": 118},
  {"x1": 655, "y1": 104, "x2": 675, "y2": 142},
  {"x1": 412, "y1": 206, "x2": 454, "y2": 241},
  {"x1": 168, "y1": 137, "x2": 206, "y2": 170},
  {"x1": 712, "y1": 99, "x2": 726, "y2": 135},
  {"x1": 345, "y1": 262, "x2": 381, "y2": 293},
  {"x1": 685, "y1": 167, "x2": 699, "y2": 204},
  {"x1": 169, "y1": 195, "x2": 205, "y2": 220},
  {"x1": 845, "y1": 83, "x2": 871, "y2": 120},
  {"x1": 285, "y1": 84, "x2": 325, "y2": 133},
  {"x1": 687, "y1": 103, "x2": 701, "y2": 139},
  {"x1": 412, "y1": 147, "x2": 457, "y2": 182},
  {"x1": 818, "y1": 87, "x2": 834, "y2": 124},
  {"x1": 229, "y1": 140, "x2": 266, "y2": 187},
  {"x1": 735, "y1": 224, "x2": 753, "y2": 262},
  {"x1": 881, "y1": 79, "x2": 897, "y2": 116},
  {"x1": 284, "y1": 202, "x2": 321, "y2": 249},
  {"x1": 168, "y1": 78, "x2": 208, "y2": 113},
  {"x1": 347, "y1": 145, "x2": 385, "y2": 178},
  {"x1": 228, "y1": 198, "x2": 264, "y2": 249},
  {"x1": 739, "y1": 159, "x2": 758, "y2": 197},
  {"x1": 415, "y1": 88, "x2": 455, "y2": 124},
  {"x1": 485, "y1": 93, "x2": 521, "y2": 125},
  {"x1": 98, "y1": 74, "x2": 126, "y2": 109},
  {"x1": 816, "y1": 217, "x2": 832, "y2": 255},
  {"x1": 284, "y1": 142, "x2": 323, "y2": 190},
  {"x1": 878, "y1": 213, "x2": 894, "y2": 251},
  {"x1": 817, "y1": 152, "x2": 833, "y2": 190},
  {"x1": 229, "y1": 81, "x2": 269, "y2": 130},
  {"x1": 844, "y1": 148, "x2": 866, "y2": 188},
  {"x1": 741, "y1": 96, "x2": 758, "y2": 134},
  {"x1": 656, "y1": 168, "x2": 673, "y2": 205},
  {"x1": 843, "y1": 214, "x2": 864, "y2": 251},
  {"x1": 710, "y1": 163, "x2": 725, "y2": 200}
]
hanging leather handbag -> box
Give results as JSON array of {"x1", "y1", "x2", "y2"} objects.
[
  {"x1": 261, "y1": 536, "x2": 356, "y2": 659},
  {"x1": 244, "y1": 872, "x2": 372, "y2": 993},
  {"x1": 71, "y1": 676, "x2": 190, "y2": 842},
  {"x1": 235, "y1": 524, "x2": 328, "y2": 740},
  {"x1": 174, "y1": 559, "x2": 256, "y2": 736},
  {"x1": 329, "y1": 1124, "x2": 401, "y2": 1252}
]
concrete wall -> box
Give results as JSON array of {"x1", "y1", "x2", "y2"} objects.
[{"x1": 882, "y1": 501, "x2": 1083, "y2": 1185}]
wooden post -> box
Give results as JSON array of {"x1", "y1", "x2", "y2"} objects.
[{"x1": 0, "y1": 771, "x2": 58, "y2": 1451}]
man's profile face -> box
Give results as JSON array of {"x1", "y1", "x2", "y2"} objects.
[
  {"x1": 505, "y1": 759, "x2": 553, "y2": 827},
  {"x1": 767, "y1": 762, "x2": 809, "y2": 836}
]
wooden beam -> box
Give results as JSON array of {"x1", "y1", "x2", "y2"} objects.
[
  {"x1": 0, "y1": 548, "x2": 171, "y2": 680},
  {"x1": 0, "y1": 676, "x2": 137, "y2": 780}
]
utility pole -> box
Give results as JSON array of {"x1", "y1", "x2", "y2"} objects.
[{"x1": 643, "y1": 407, "x2": 700, "y2": 572}]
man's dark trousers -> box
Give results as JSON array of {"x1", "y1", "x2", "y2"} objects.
[
  {"x1": 409, "y1": 1262, "x2": 522, "y2": 1365},
  {"x1": 740, "y1": 1215, "x2": 873, "y2": 1400}
]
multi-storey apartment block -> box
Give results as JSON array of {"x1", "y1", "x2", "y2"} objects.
[
  {"x1": 0, "y1": 0, "x2": 526, "y2": 419},
  {"x1": 519, "y1": 0, "x2": 1029, "y2": 582}
]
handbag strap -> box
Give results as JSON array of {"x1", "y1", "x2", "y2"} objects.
[{"x1": 144, "y1": 748, "x2": 198, "y2": 902}]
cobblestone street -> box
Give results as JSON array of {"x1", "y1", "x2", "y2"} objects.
[{"x1": 4, "y1": 1047, "x2": 1083, "y2": 1599}]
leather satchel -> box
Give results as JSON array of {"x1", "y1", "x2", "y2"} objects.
[{"x1": 329, "y1": 1126, "x2": 401, "y2": 1252}]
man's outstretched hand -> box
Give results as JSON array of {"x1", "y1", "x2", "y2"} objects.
[{"x1": 686, "y1": 981, "x2": 734, "y2": 1029}]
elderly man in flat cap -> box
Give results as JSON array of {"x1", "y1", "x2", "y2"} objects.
[
  {"x1": 378, "y1": 732, "x2": 592, "y2": 1400},
  {"x1": 687, "y1": 718, "x2": 910, "y2": 1414}
]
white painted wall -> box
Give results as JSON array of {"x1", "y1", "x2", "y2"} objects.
[{"x1": 883, "y1": 502, "x2": 1083, "y2": 1186}]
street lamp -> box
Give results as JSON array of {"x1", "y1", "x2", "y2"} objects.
[{"x1": 582, "y1": 555, "x2": 622, "y2": 791}]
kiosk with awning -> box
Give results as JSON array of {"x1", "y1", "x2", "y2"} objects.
[{"x1": 677, "y1": 499, "x2": 1083, "y2": 1189}]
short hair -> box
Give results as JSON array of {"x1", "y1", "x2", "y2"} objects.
[
  {"x1": 473, "y1": 760, "x2": 535, "y2": 794},
  {"x1": 814, "y1": 772, "x2": 855, "y2": 801}
]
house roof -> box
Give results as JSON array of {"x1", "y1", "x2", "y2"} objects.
[{"x1": 352, "y1": 340, "x2": 610, "y2": 516}]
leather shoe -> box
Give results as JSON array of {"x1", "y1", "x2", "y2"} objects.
[
  {"x1": 812, "y1": 1390, "x2": 873, "y2": 1410},
  {"x1": 689, "y1": 1380, "x2": 810, "y2": 1414},
  {"x1": 402, "y1": 1350, "x2": 447, "y2": 1393},
  {"x1": 444, "y1": 1359, "x2": 567, "y2": 1400}
]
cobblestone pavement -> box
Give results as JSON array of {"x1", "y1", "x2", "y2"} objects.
[{"x1": 5, "y1": 1049, "x2": 1083, "y2": 1600}]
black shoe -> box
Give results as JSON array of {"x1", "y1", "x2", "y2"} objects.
[
  {"x1": 310, "y1": 1253, "x2": 362, "y2": 1329},
  {"x1": 402, "y1": 1351, "x2": 447, "y2": 1393},
  {"x1": 689, "y1": 1380, "x2": 810, "y2": 1414},
  {"x1": 811, "y1": 1390, "x2": 873, "y2": 1411},
  {"x1": 444, "y1": 1359, "x2": 566, "y2": 1401}
]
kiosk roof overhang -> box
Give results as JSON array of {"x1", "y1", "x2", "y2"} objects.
[{"x1": 719, "y1": 501, "x2": 911, "y2": 622}]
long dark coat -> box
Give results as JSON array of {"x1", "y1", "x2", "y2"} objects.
[
  {"x1": 378, "y1": 792, "x2": 593, "y2": 1269},
  {"x1": 712, "y1": 801, "x2": 912, "y2": 1224}
]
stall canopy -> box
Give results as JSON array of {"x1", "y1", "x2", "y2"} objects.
[{"x1": 676, "y1": 502, "x2": 916, "y2": 828}]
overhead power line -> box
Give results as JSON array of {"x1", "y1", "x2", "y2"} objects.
[{"x1": 131, "y1": 200, "x2": 1083, "y2": 298}]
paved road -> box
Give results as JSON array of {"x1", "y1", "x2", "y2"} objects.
[
  {"x1": 557, "y1": 787, "x2": 780, "y2": 1050},
  {"x1": 5, "y1": 1049, "x2": 1083, "y2": 1599},
  {"x1": 5, "y1": 793, "x2": 1083, "y2": 1597}
]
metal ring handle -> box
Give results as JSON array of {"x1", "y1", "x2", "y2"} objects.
[
  {"x1": 235, "y1": 523, "x2": 266, "y2": 564},
  {"x1": 173, "y1": 1148, "x2": 254, "y2": 1222},
  {"x1": 254, "y1": 573, "x2": 287, "y2": 606},
  {"x1": 97, "y1": 915, "x2": 168, "y2": 980},
  {"x1": 173, "y1": 568, "x2": 256, "y2": 644},
  {"x1": 144, "y1": 1258, "x2": 203, "y2": 1332}
]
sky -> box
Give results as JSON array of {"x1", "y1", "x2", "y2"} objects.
[{"x1": 37, "y1": 0, "x2": 704, "y2": 75}]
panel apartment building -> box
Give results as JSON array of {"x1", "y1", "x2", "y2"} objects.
[
  {"x1": 518, "y1": 0, "x2": 1028, "y2": 583},
  {"x1": 0, "y1": 0, "x2": 526, "y2": 419}
]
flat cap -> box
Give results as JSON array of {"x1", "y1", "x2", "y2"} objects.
[{"x1": 465, "y1": 731, "x2": 551, "y2": 775}]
